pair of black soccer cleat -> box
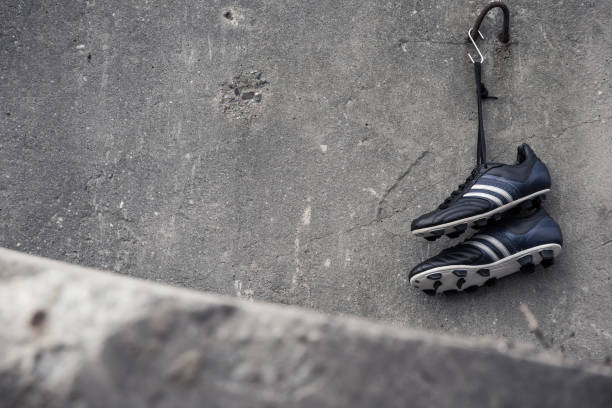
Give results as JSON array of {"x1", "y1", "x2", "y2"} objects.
[{"x1": 409, "y1": 143, "x2": 563, "y2": 296}]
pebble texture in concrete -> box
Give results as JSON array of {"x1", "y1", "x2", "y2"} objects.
[
  {"x1": 0, "y1": 1, "x2": 611, "y2": 361},
  {"x1": 1, "y1": 248, "x2": 612, "y2": 408}
]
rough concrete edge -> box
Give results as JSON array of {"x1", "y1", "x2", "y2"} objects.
[{"x1": 1, "y1": 246, "x2": 609, "y2": 377}]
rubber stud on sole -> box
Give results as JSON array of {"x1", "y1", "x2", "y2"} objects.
[
  {"x1": 477, "y1": 268, "x2": 490, "y2": 277},
  {"x1": 520, "y1": 197, "x2": 542, "y2": 211},
  {"x1": 433, "y1": 281, "x2": 442, "y2": 290},
  {"x1": 443, "y1": 289, "x2": 458, "y2": 295},
  {"x1": 427, "y1": 273, "x2": 442, "y2": 280},
  {"x1": 446, "y1": 231, "x2": 462, "y2": 238},
  {"x1": 518, "y1": 255, "x2": 535, "y2": 273},
  {"x1": 484, "y1": 277, "x2": 497, "y2": 287},
  {"x1": 423, "y1": 289, "x2": 436, "y2": 296},
  {"x1": 540, "y1": 250, "x2": 554, "y2": 259},
  {"x1": 521, "y1": 264, "x2": 535, "y2": 273},
  {"x1": 540, "y1": 249, "x2": 555, "y2": 268},
  {"x1": 456, "y1": 278, "x2": 466, "y2": 289},
  {"x1": 431, "y1": 229, "x2": 445, "y2": 237},
  {"x1": 473, "y1": 218, "x2": 488, "y2": 229},
  {"x1": 453, "y1": 270, "x2": 467, "y2": 277},
  {"x1": 425, "y1": 229, "x2": 445, "y2": 241},
  {"x1": 454, "y1": 223, "x2": 468, "y2": 233},
  {"x1": 465, "y1": 285, "x2": 479, "y2": 293},
  {"x1": 541, "y1": 259, "x2": 554, "y2": 268},
  {"x1": 517, "y1": 255, "x2": 533, "y2": 266}
]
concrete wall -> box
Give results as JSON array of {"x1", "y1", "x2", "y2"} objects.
[
  {"x1": 1, "y1": 0, "x2": 611, "y2": 361},
  {"x1": 1, "y1": 248, "x2": 612, "y2": 408}
]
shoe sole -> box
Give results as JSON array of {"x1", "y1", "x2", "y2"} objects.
[
  {"x1": 409, "y1": 243, "x2": 562, "y2": 295},
  {"x1": 411, "y1": 189, "x2": 550, "y2": 240}
]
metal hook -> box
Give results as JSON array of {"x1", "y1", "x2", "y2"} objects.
[
  {"x1": 467, "y1": 2, "x2": 511, "y2": 64},
  {"x1": 467, "y1": 29, "x2": 485, "y2": 64},
  {"x1": 471, "y1": 1, "x2": 510, "y2": 44}
]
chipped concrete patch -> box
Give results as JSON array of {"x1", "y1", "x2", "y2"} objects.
[
  {"x1": 219, "y1": 71, "x2": 269, "y2": 119},
  {"x1": 302, "y1": 206, "x2": 312, "y2": 226},
  {"x1": 221, "y1": 8, "x2": 244, "y2": 26}
]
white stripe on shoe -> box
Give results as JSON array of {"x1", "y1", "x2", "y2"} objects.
[
  {"x1": 463, "y1": 192, "x2": 503, "y2": 206},
  {"x1": 464, "y1": 240, "x2": 500, "y2": 261},
  {"x1": 471, "y1": 184, "x2": 513, "y2": 202},
  {"x1": 475, "y1": 234, "x2": 511, "y2": 258}
]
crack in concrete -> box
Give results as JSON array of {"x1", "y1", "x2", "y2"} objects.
[
  {"x1": 299, "y1": 218, "x2": 382, "y2": 248},
  {"x1": 377, "y1": 150, "x2": 429, "y2": 219},
  {"x1": 555, "y1": 116, "x2": 612, "y2": 137},
  {"x1": 300, "y1": 176, "x2": 446, "y2": 248},
  {"x1": 302, "y1": 206, "x2": 412, "y2": 247},
  {"x1": 398, "y1": 39, "x2": 465, "y2": 46},
  {"x1": 595, "y1": 239, "x2": 612, "y2": 250}
]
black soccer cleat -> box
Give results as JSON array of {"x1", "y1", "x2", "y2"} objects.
[
  {"x1": 409, "y1": 207, "x2": 563, "y2": 295},
  {"x1": 411, "y1": 144, "x2": 551, "y2": 240}
]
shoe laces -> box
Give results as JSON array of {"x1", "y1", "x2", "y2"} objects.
[
  {"x1": 436, "y1": 57, "x2": 499, "y2": 210},
  {"x1": 438, "y1": 165, "x2": 485, "y2": 209}
]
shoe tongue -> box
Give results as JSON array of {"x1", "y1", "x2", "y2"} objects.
[{"x1": 516, "y1": 143, "x2": 529, "y2": 161}]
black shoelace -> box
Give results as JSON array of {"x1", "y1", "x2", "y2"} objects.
[
  {"x1": 439, "y1": 165, "x2": 482, "y2": 209},
  {"x1": 439, "y1": 61, "x2": 496, "y2": 210},
  {"x1": 474, "y1": 61, "x2": 497, "y2": 166}
]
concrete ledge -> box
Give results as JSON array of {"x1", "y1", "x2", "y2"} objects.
[{"x1": 1, "y1": 248, "x2": 611, "y2": 408}]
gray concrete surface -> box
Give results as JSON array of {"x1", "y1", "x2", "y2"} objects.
[
  {"x1": 2, "y1": 248, "x2": 612, "y2": 408},
  {"x1": 1, "y1": 0, "x2": 610, "y2": 361}
]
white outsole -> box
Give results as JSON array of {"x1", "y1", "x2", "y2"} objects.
[
  {"x1": 411, "y1": 189, "x2": 550, "y2": 238},
  {"x1": 409, "y1": 243, "x2": 562, "y2": 294}
]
